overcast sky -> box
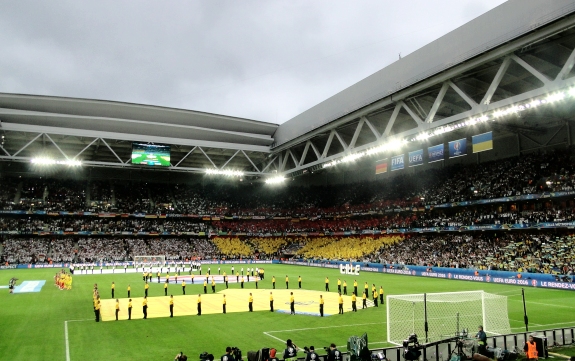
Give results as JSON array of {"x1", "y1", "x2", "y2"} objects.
[{"x1": 0, "y1": 0, "x2": 507, "y2": 124}]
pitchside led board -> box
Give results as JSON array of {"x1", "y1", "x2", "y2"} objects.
[
  {"x1": 448, "y1": 138, "x2": 467, "y2": 158},
  {"x1": 131, "y1": 143, "x2": 171, "y2": 166}
]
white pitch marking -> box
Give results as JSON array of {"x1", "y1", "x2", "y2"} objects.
[
  {"x1": 265, "y1": 321, "x2": 386, "y2": 334},
  {"x1": 64, "y1": 319, "x2": 91, "y2": 361}
]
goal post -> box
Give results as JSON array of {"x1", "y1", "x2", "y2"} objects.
[
  {"x1": 386, "y1": 291, "x2": 510, "y2": 345},
  {"x1": 133, "y1": 255, "x2": 166, "y2": 267}
]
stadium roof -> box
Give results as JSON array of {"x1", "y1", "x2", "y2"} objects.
[
  {"x1": 0, "y1": 93, "x2": 277, "y2": 174},
  {"x1": 273, "y1": 0, "x2": 575, "y2": 149},
  {"x1": 2, "y1": 0, "x2": 575, "y2": 177}
]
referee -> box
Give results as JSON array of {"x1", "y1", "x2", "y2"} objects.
[
  {"x1": 353, "y1": 280, "x2": 358, "y2": 296},
  {"x1": 362, "y1": 292, "x2": 367, "y2": 309},
  {"x1": 170, "y1": 295, "x2": 174, "y2": 318},
  {"x1": 285, "y1": 275, "x2": 289, "y2": 289},
  {"x1": 272, "y1": 276, "x2": 276, "y2": 289},
  {"x1": 211, "y1": 277, "x2": 216, "y2": 293},
  {"x1": 379, "y1": 286, "x2": 384, "y2": 304},
  {"x1": 127, "y1": 284, "x2": 131, "y2": 298},
  {"x1": 225, "y1": 275, "x2": 229, "y2": 289}
]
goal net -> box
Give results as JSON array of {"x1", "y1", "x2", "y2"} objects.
[
  {"x1": 386, "y1": 291, "x2": 510, "y2": 345},
  {"x1": 133, "y1": 255, "x2": 166, "y2": 267}
]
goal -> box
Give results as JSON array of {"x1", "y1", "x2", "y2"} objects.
[
  {"x1": 133, "y1": 255, "x2": 166, "y2": 267},
  {"x1": 386, "y1": 291, "x2": 510, "y2": 345}
]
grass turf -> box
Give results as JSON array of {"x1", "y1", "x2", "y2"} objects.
[{"x1": 1, "y1": 264, "x2": 575, "y2": 361}]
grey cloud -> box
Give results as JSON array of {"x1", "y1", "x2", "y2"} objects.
[{"x1": 0, "y1": 0, "x2": 507, "y2": 123}]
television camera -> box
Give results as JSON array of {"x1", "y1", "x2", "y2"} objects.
[{"x1": 402, "y1": 334, "x2": 422, "y2": 361}]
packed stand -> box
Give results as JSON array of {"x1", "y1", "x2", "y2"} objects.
[{"x1": 1, "y1": 238, "x2": 50, "y2": 264}]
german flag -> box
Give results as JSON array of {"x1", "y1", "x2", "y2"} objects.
[{"x1": 375, "y1": 159, "x2": 388, "y2": 174}]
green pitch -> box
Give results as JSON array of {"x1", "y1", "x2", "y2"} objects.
[{"x1": 1, "y1": 265, "x2": 575, "y2": 361}]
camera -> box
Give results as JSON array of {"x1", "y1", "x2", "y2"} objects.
[
  {"x1": 323, "y1": 347, "x2": 330, "y2": 352},
  {"x1": 199, "y1": 352, "x2": 214, "y2": 361},
  {"x1": 231, "y1": 347, "x2": 242, "y2": 360},
  {"x1": 402, "y1": 334, "x2": 422, "y2": 361}
]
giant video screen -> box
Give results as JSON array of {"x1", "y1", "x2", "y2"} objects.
[{"x1": 131, "y1": 143, "x2": 171, "y2": 167}]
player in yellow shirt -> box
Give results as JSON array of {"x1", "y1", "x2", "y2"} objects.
[
  {"x1": 298, "y1": 276, "x2": 302, "y2": 289},
  {"x1": 111, "y1": 282, "x2": 115, "y2": 298},
  {"x1": 144, "y1": 282, "x2": 149, "y2": 297},
  {"x1": 289, "y1": 292, "x2": 295, "y2": 315},
  {"x1": 248, "y1": 293, "x2": 254, "y2": 312},
  {"x1": 285, "y1": 275, "x2": 289, "y2": 289},
  {"x1": 351, "y1": 293, "x2": 357, "y2": 312},
  {"x1": 269, "y1": 292, "x2": 274, "y2": 312},
  {"x1": 325, "y1": 277, "x2": 329, "y2": 291},
  {"x1": 127, "y1": 284, "x2": 131, "y2": 298},
  {"x1": 142, "y1": 297, "x2": 148, "y2": 319},
  {"x1": 319, "y1": 295, "x2": 325, "y2": 317},
  {"x1": 115, "y1": 299, "x2": 120, "y2": 321},
  {"x1": 197, "y1": 294, "x2": 202, "y2": 316},
  {"x1": 169, "y1": 295, "x2": 174, "y2": 318},
  {"x1": 338, "y1": 292, "x2": 344, "y2": 314},
  {"x1": 343, "y1": 280, "x2": 347, "y2": 295},
  {"x1": 222, "y1": 294, "x2": 227, "y2": 314},
  {"x1": 128, "y1": 299, "x2": 132, "y2": 320}
]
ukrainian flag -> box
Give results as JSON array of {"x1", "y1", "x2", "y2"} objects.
[{"x1": 472, "y1": 131, "x2": 493, "y2": 153}]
